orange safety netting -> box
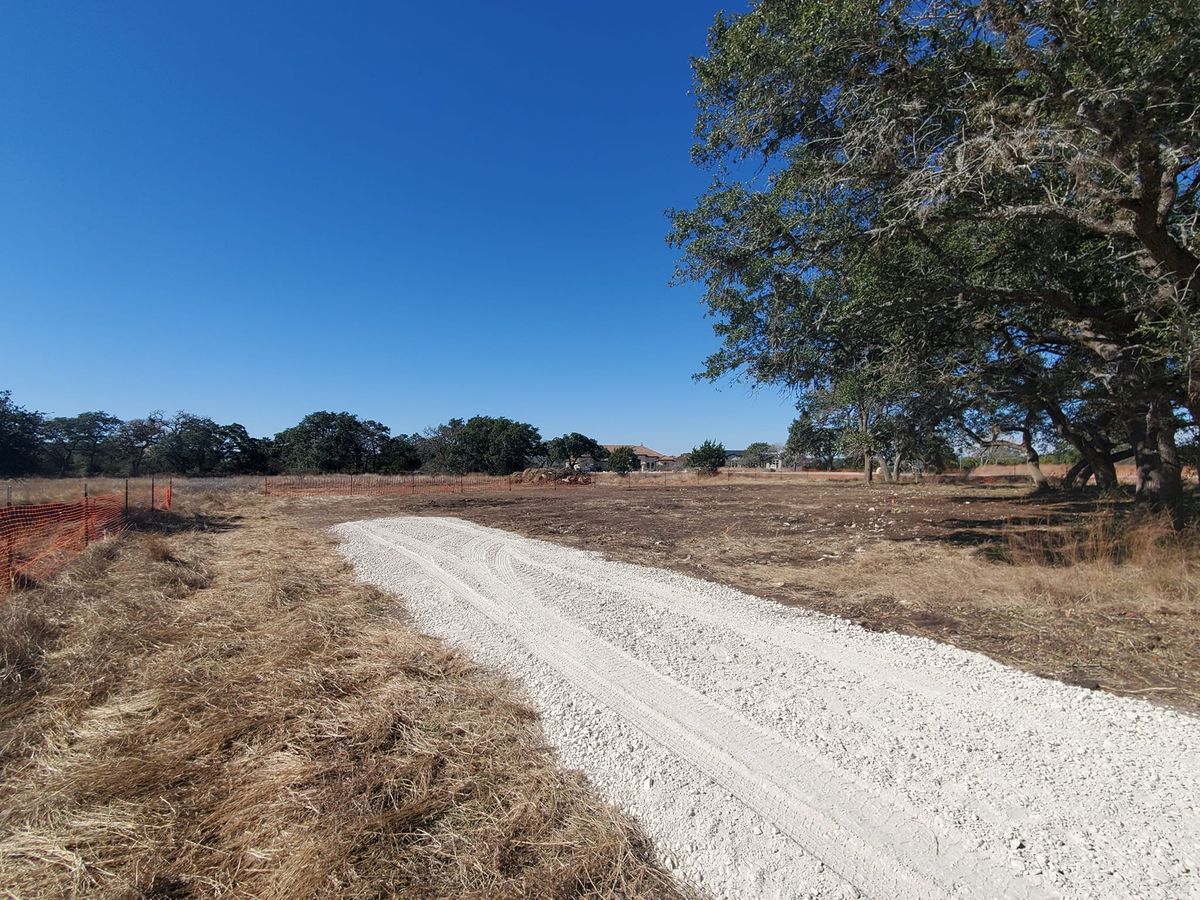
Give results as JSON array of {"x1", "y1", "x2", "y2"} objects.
[
  {"x1": 2, "y1": 497, "x2": 124, "y2": 593},
  {"x1": 2, "y1": 482, "x2": 172, "y2": 597}
]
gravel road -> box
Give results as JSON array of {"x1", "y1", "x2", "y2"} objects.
[{"x1": 335, "y1": 516, "x2": 1199, "y2": 899}]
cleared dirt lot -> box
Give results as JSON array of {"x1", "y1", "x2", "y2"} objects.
[
  {"x1": 294, "y1": 479, "x2": 1200, "y2": 711},
  {"x1": 3, "y1": 479, "x2": 1195, "y2": 898}
]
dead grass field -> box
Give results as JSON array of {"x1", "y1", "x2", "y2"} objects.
[
  {"x1": 297, "y1": 480, "x2": 1200, "y2": 712},
  {"x1": 0, "y1": 489, "x2": 687, "y2": 899},
  {"x1": 2, "y1": 477, "x2": 1195, "y2": 898}
]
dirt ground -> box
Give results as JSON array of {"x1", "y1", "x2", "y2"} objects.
[{"x1": 292, "y1": 480, "x2": 1200, "y2": 713}]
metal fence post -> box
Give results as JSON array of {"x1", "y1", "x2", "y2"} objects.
[
  {"x1": 124, "y1": 478, "x2": 129, "y2": 514},
  {"x1": 151, "y1": 476, "x2": 156, "y2": 511},
  {"x1": 83, "y1": 483, "x2": 90, "y2": 547},
  {"x1": 5, "y1": 527, "x2": 14, "y2": 591}
]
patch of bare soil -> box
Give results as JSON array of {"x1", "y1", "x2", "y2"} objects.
[
  {"x1": 0, "y1": 492, "x2": 687, "y2": 899},
  {"x1": 294, "y1": 481, "x2": 1200, "y2": 712}
]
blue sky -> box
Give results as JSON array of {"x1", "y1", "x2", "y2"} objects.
[{"x1": 0, "y1": 1, "x2": 796, "y2": 454}]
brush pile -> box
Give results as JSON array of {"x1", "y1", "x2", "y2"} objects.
[{"x1": 513, "y1": 467, "x2": 593, "y2": 485}]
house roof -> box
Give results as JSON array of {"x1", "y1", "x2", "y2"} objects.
[{"x1": 602, "y1": 444, "x2": 670, "y2": 458}]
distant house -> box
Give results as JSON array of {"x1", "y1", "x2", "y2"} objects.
[
  {"x1": 763, "y1": 446, "x2": 786, "y2": 470},
  {"x1": 600, "y1": 444, "x2": 678, "y2": 472},
  {"x1": 725, "y1": 445, "x2": 787, "y2": 470}
]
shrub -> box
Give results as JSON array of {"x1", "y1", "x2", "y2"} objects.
[
  {"x1": 688, "y1": 440, "x2": 726, "y2": 474},
  {"x1": 607, "y1": 446, "x2": 639, "y2": 475}
]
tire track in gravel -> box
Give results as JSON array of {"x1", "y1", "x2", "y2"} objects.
[
  {"x1": 472, "y1": 534, "x2": 1074, "y2": 831},
  {"x1": 346, "y1": 518, "x2": 1051, "y2": 900},
  {"x1": 481, "y1": 540, "x2": 1017, "y2": 830}
]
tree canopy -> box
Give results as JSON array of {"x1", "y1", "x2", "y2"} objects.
[
  {"x1": 606, "y1": 446, "x2": 640, "y2": 475},
  {"x1": 273, "y1": 411, "x2": 394, "y2": 474},
  {"x1": 0, "y1": 391, "x2": 567, "y2": 479},
  {"x1": 739, "y1": 442, "x2": 773, "y2": 467},
  {"x1": 0, "y1": 391, "x2": 42, "y2": 478},
  {"x1": 545, "y1": 433, "x2": 608, "y2": 469},
  {"x1": 671, "y1": 0, "x2": 1198, "y2": 519},
  {"x1": 423, "y1": 416, "x2": 543, "y2": 476}
]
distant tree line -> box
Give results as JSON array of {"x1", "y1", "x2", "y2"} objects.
[{"x1": 0, "y1": 391, "x2": 612, "y2": 479}]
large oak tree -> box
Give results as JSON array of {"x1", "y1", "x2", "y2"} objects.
[{"x1": 671, "y1": 0, "x2": 1198, "y2": 520}]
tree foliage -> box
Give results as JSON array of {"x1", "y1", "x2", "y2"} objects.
[
  {"x1": 786, "y1": 409, "x2": 841, "y2": 471},
  {"x1": 150, "y1": 415, "x2": 264, "y2": 476},
  {"x1": 40, "y1": 412, "x2": 122, "y2": 476},
  {"x1": 606, "y1": 445, "x2": 639, "y2": 475},
  {"x1": 0, "y1": 391, "x2": 43, "y2": 478},
  {"x1": 273, "y1": 411, "x2": 393, "y2": 474},
  {"x1": 545, "y1": 433, "x2": 608, "y2": 468},
  {"x1": 671, "y1": 0, "x2": 1199, "y2": 517},
  {"x1": 739, "y1": 442, "x2": 773, "y2": 467},
  {"x1": 380, "y1": 434, "x2": 423, "y2": 473},
  {"x1": 0, "y1": 388, "x2": 652, "y2": 483},
  {"x1": 426, "y1": 416, "x2": 543, "y2": 475},
  {"x1": 688, "y1": 439, "x2": 727, "y2": 473},
  {"x1": 116, "y1": 414, "x2": 167, "y2": 477}
]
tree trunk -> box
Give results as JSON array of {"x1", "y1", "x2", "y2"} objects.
[
  {"x1": 1025, "y1": 459, "x2": 1050, "y2": 491},
  {"x1": 1063, "y1": 460, "x2": 1092, "y2": 489},
  {"x1": 876, "y1": 455, "x2": 894, "y2": 483},
  {"x1": 891, "y1": 452, "x2": 903, "y2": 483},
  {"x1": 1066, "y1": 441, "x2": 1116, "y2": 489},
  {"x1": 1020, "y1": 426, "x2": 1050, "y2": 493},
  {"x1": 1091, "y1": 454, "x2": 1119, "y2": 489},
  {"x1": 1043, "y1": 401, "x2": 1117, "y2": 488},
  {"x1": 1157, "y1": 423, "x2": 1184, "y2": 527},
  {"x1": 863, "y1": 451, "x2": 872, "y2": 484},
  {"x1": 1135, "y1": 401, "x2": 1185, "y2": 526}
]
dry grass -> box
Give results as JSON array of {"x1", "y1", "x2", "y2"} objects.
[
  {"x1": 0, "y1": 492, "x2": 687, "y2": 899},
  {"x1": 999, "y1": 508, "x2": 1197, "y2": 569},
  {"x1": 5, "y1": 476, "x2": 266, "y2": 506},
  {"x1": 741, "y1": 509, "x2": 1200, "y2": 705}
]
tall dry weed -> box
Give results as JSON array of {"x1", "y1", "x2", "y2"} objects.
[{"x1": 1001, "y1": 510, "x2": 1198, "y2": 569}]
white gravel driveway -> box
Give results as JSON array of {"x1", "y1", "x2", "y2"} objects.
[{"x1": 335, "y1": 516, "x2": 1199, "y2": 900}]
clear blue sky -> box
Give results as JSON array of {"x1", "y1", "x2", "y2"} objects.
[{"x1": 0, "y1": 1, "x2": 797, "y2": 454}]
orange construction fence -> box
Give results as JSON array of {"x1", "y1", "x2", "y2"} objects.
[{"x1": 2, "y1": 479, "x2": 171, "y2": 597}]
